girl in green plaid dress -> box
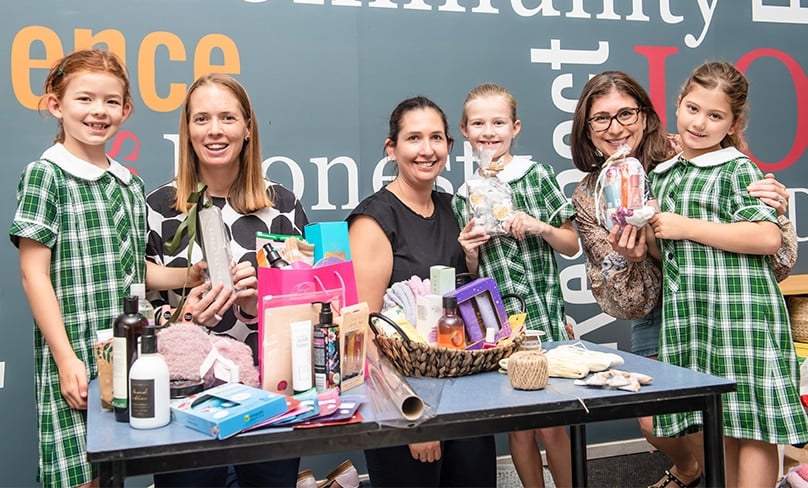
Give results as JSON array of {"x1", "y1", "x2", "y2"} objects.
[
  {"x1": 452, "y1": 83, "x2": 578, "y2": 488},
  {"x1": 9, "y1": 50, "x2": 195, "y2": 488},
  {"x1": 648, "y1": 61, "x2": 808, "y2": 487}
]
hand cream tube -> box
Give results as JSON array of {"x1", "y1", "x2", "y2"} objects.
[{"x1": 290, "y1": 320, "x2": 313, "y2": 393}]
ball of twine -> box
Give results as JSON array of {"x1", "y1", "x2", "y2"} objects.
[{"x1": 507, "y1": 350, "x2": 548, "y2": 390}]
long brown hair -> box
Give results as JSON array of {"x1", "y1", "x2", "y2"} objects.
[
  {"x1": 173, "y1": 73, "x2": 271, "y2": 214},
  {"x1": 40, "y1": 49, "x2": 132, "y2": 144},
  {"x1": 570, "y1": 71, "x2": 670, "y2": 173}
]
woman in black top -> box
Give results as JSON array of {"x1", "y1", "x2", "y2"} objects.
[{"x1": 348, "y1": 96, "x2": 496, "y2": 487}]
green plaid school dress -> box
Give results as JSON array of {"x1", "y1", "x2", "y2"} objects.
[
  {"x1": 453, "y1": 157, "x2": 576, "y2": 341},
  {"x1": 9, "y1": 144, "x2": 146, "y2": 487},
  {"x1": 650, "y1": 147, "x2": 807, "y2": 444}
]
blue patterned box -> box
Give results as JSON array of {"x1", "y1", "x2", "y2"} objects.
[{"x1": 170, "y1": 383, "x2": 288, "y2": 439}]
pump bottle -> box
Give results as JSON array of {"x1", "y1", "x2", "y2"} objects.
[
  {"x1": 130, "y1": 283, "x2": 154, "y2": 355},
  {"x1": 129, "y1": 326, "x2": 170, "y2": 429},
  {"x1": 313, "y1": 302, "x2": 337, "y2": 391},
  {"x1": 262, "y1": 243, "x2": 292, "y2": 269},
  {"x1": 112, "y1": 296, "x2": 148, "y2": 422},
  {"x1": 130, "y1": 283, "x2": 155, "y2": 326}
]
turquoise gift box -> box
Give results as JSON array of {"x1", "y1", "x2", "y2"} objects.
[
  {"x1": 305, "y1": 222, "x2": 351, "y2": 263},
  {"x1": 170, "y1": 383, "x2": 288, "y2": 439}
]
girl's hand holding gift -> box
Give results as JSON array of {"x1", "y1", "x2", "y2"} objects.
[
  {"x1": 188, "y1": 261, "x2": 208, "y2": 288},
  {"x1": 458, "y1": 220, "x2": 490, "y2": 258},
  {"x1": 505, "y1": 211, "x2": 546, "y2": 240}
]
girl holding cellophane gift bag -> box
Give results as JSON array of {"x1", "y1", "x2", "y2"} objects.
[
  {"x1": 465, "y1": 146, "x2": 515, "y2": 235},
  {"x1": 453, "y1": 83, "x2": 578, "y2": 488}
]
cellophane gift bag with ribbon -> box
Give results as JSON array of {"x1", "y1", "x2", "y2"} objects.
[
  {"x1": 465, "y1": 147, "x2": 514, "y2": 235},
  {"x1": 594, "y1": 144, "x2": 656, "y2": 231}
]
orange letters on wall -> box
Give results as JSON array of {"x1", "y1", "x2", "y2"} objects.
[{"x1": 11, "y1": 26, "x2": 240, "y2": 112}]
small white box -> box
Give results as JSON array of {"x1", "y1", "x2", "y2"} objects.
[
  {"x1": 430, "y1": 266, "x2": 455, "y2": 296},
  {"x1": 416, "y1": 294, "x2": 443, "y2": 346}
]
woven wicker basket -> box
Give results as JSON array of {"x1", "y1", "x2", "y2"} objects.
[
  {"x1": 787, "y1": 296, "x2": 808, "y2": 343},
  {"x1": 368, "y1": 312, "x2": 523, "y2": 378}
]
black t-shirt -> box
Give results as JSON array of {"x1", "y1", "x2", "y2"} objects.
[{"x1": 347, "y1": 187, "x2": 467, "y2": 287}]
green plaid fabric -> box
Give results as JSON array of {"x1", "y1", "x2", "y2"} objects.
[
  {"x1": 9, "y1": 145, "x2": 146, "y2": 487},
  {"x1": 650, "y1": 148, "x2": 807, "y2": 444},
  {"x1": 453, "y1": 158, "x2": 576, "y2": 341}
]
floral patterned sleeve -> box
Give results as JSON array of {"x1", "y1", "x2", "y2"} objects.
[
  {"x1": 772, "y1": 215, "x2": 797, "y2": 283},
  {"x1": 571, "y1": 173, "x2": 661, "y2": 319}
]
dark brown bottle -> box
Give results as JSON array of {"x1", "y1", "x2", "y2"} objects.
[
  {"x1": 437, "y1": 296, "x2": 466, "y2": 350},
  {"x1": 112, "y1": 296, "x2": 147, "y2": 422},
  {"x1": 262, "y1": 243, "x2": 292, "y2": 269}
]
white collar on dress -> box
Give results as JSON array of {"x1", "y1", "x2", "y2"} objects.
[
  {"x1": 41, "y1": 143, "x2": 133, "y2": 184},
  {"x1": 457, "y1": 155, "x2": 535, "y2": 197},
  {"x1": 497, "y1": 156, "x2": 534, "y2": 183},
  {"x1": 653, "y1": 147, "x2": 746, "y2": 175}
]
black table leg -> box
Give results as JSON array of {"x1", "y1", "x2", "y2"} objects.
[
  {"x1": 702, "y1": 393, "x2": 725, "y2": 488},
  {"x1": 99, "y1": 461, "x2": 125, "y2": 488},
  {"x1": 570, "y1": 423, "x2": 587, "y2": 488}
]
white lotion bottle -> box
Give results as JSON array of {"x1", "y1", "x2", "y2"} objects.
[
  {"x1": 290, "y1": 320, "x2": 313, "y2": 394},
  {"x1": 129, "y1": 326, "x2": 171, "y2": 429}
]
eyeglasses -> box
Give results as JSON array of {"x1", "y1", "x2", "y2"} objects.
[{"x1": 587, "y1": 107, "x2": 643, "y2": 132}]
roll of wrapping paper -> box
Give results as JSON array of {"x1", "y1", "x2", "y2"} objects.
[{"x1": 366, "y1": 352, "x2": 425, "y2": 424}]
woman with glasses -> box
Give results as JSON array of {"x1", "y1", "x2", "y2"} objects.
[{"x1": 569, "y1": 70, "x2": 795, "y2": 488}]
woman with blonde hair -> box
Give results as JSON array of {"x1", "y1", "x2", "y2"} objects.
[{"x1": 146, "y1": 73, "x2": 308, "y2": 487}]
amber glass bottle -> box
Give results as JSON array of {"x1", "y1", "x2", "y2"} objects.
[{"x1": 437, "y1": 296, "x2": 466, "y2": 350}]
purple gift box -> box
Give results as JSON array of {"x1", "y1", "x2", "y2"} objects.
[{"x1": 444, "y1": 277, "x2": 511, "y2": 350}]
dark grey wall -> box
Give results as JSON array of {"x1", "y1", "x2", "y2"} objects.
[{"x1": 2, "y1": 1, "x2": 807, "y2": 485}]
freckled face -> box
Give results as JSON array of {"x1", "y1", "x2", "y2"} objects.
[
  {"x1": 49, "y1": 71, "x2": 131, "y2": 161},
  {"x1": 385, "y1": 108, "x2": 449, "y2": 187},
  {"x1": 676, "y1": 84, "x2": 736, "y2": 160},
  {"x1": 587, "y1": 89, "x2": 646, "y2": 158}
]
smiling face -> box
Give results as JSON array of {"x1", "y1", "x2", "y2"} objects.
[
  {"x1": 460, "y1": 94, "x2": 521, "y2": 163},
  {"x1": 587, "y1": 89, "x2": 646, "y2": 159},
  {"x1": 385, "y1": 107, "x2": 449, "y2": 188},
  {"x1": 47, "y1": 71, "x2": 131, "y2": 164},
  {"x1": 187, "y1": 83, "x2": 250, "y2": 171},
  {"x1": 676, "y1": 84, "x2": 737, "y2": 160}
]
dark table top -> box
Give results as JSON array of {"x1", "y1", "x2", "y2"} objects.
[{"x1": 87, "y1": 340, "x2": 735, "y2": 476}]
